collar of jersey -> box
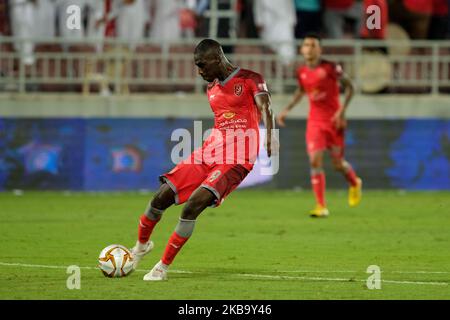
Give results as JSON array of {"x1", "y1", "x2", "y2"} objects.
[
  {"x1": 306, "y1": 59, "x2": 322, "y2": 70},
  {"x1": 218, "y1": 67, "x2": 241, "y2": 86}
]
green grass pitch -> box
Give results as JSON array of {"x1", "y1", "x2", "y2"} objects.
[{"x1": 0, "y1": 190, "x2": 449, "y2": 300}]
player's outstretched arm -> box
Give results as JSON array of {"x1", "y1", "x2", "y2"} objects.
[
  {"x1": 255, "y1": 93, "x2": 278, "y2": 157},
  {"x1": 276, "y1": 87, "x2": 304, "y2": 127}
]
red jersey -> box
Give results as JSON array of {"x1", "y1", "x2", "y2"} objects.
[
  {"x1": 403, "y1": 0, "x2": 433, "y2": 14},
  {"x1": 432, "y1": 0, "x2": 448, "y2": 15},
  {"x1": 324, "y1": 0, "x2": 354, "y2": 10},
  {"x1": 199, "y1": 67, "x2": 269, "y2": 170},
  {"x1": 297, "y1": 60, "x2": 343, "y2": 124}
]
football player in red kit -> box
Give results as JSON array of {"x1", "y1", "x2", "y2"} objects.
[
  {"x1": 277, "y1": 33, "x2": 362, "y2": 217},
  {"x1": 131, "y1": 39, "x2": 277, "y2": 280}
]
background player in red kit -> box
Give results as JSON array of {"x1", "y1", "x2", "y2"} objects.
[
  {"x1": 131, "y1": 39, "x2": 277, "y2": 280},
  {"x1": 277, "y1": 33, "x2": 362, "y2": 217}
]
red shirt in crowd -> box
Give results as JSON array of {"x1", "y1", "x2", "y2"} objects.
[
  {"x1": 431, "y1": 0, "x2": 449, "y2": 16},
  {"x1": 403, "y1": 0, "x2": 433, "y2": 15},
  {"x1": 324, "y1": 0, "x2": 355, "y2": 10}
]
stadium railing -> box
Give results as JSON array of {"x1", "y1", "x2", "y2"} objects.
[{"x1": 0, "y1": 36, "x2": 449, "y2": 94}]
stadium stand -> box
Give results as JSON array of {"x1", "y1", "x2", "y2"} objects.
[{"x1": 0, "y1": 0, "x2": 449, "y2": 94}]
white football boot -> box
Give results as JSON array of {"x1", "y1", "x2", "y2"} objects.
[
  {"x1": 143, "y1": 260, "x2": 168, "y2": 281},
  {"x1": 131, "y1": 240, "x2": 154, "y2": 270}
]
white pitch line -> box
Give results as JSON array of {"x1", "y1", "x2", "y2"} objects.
[
  {"x1": 390, "y1": 271, "x2": 450, "y2": 274},
  {"x1": 278, "y1": 270, "x2": 450, "y2": 274},
  {"x1": 236, "y1": 273, "x2": 449, "y2": 286},
  {"x1": 0, "y1": 262, "x2": 82, "y2": 270},
  {"x1": 0, "y1": 262, "x2": 447, "y2": 286},
  {"x1": 0, "y1": 262, "x2": 193, "y2": 274}
]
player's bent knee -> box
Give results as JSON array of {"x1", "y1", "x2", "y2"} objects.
[
  {"x1": 180, "y1": 206, "x2": 199, "y2": 220},
  {"x1": 181, "y1": 189, "x2": 215, "y2": 220},
  {"x1": 310, "y1": 160, "x2": 322, "y2": 169},
  {"x1": 181, "y1": 200, "x2": 208, "y2": 220},
  {"x1": 309, "y1": 155, "x2": 323, "y2": 168},
  {"x1": 332, "y1": 159, "x2": 344, "y2": 171},
  {"x1": 151, "y1": 183, "x2": 175, "y2": 210}
]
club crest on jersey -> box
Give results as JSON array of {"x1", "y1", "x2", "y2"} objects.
[
  {"x1": 234, "y1": 83, "x2": 243, "y2": 96},
  {"x1": 208, "y1": 170, "x2": 221, "y2": 182},
  {"x1": 316, "y1": 68, "x2": 326, "y2": 79}
]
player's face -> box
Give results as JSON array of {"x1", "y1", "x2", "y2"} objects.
[
  {"x1": 194, "y1": 53, "x2": 219, "y2": 82},
  {"x1": 301, "y1": 38, "x2": 322, "y2": 61}
]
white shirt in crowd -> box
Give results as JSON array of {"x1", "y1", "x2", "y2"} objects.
[
  {"x1": 10, "y1": 0, "x2": 37, "y2": 65},
  {"x1": 253, "y1": 0, "x2": 297, "y2": 66}
]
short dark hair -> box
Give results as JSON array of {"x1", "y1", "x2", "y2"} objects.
[
  {"x1": 194, "y1": 39, "x2": 223, "y2": 56},
  {"x1": 303, "y1": 33, "x2": 322, "y2": 44}
]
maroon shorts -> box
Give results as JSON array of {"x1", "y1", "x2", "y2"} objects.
[
  {"x1": 160, "y1": 162, "x2": 249, "y2": 207},
  {"x1": 306, "y1": 122, "x2": 345, "y2": 159}
]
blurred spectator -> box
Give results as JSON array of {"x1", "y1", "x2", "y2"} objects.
[
  {"x1": 179, "y1": 0, "x2": 198, "y2": 38},
  {"x1": 238, "y1": 0, "x2": 258, "y2": 38},
  {"x1": 35, "y1": 0, "x2": 57, "y2": 39},
  {"x1": 254, "y1": 0, "x2": 297, "y2": 66},
  {"x1": 86, "y1": 1, "x2": 108, "y2": 52},
  {"x1": 58, "y1": 0, "x2": 88, "y2": 46},
  {"x1": 149, "y1": 0, "x2": 189, "y2": 48},
  {"x1": 10, "y1": 0, "x2": 36, "y2": 66},
  {"x1": 189, "y1": 0, "x2": 209, "y2": 37},
  {"x1": 360, "y1": 0, "x2": 388, "y2": 39},
  {"x1": 194, "y1": 0, "x2": 236, "y2": 53},
  {"x1": 389, "y1": 0, "x2": 432, "y2": 39},
  {"x1": 83, "y1": 0, "x2": 114, "y2": 95},
  {"x1": 85, "y1": 0, "x2": 149, "y2": 95},
  {"x1": 294, "y1": 0, "x2": 322, "y2": 39},
  {"x1": 449, "y1": 0, "x2": 450, "y2": 37},
  {"x1": 427, "y1": 0, "x2": 449, "y2": 39},
  {"x1": 106, "y1": 0, "x2": 149, "y2": 50},
  {"x1": 217, "y1": 0, "x2": 237, "y2": 54},
  {"x1": 323, "y1": 0, "x2": 363, "y2": 39},
  {"x1": 88, "y1": 0, "x2": 150, "y2": 49},
  {"x1": 0, "y1": 0, "x2": 8, "y2": 35}
]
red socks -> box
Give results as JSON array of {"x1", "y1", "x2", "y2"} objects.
[
  {"x1": 311, "y1": 172, "x2": 326, "y2": 207},
  {"x1": 161, "y1": 232, "x2": 189, "y2": 266},
  {"x1": 138, "y1": 214, "x2": 160, "y2": 244},
  {"x1": 344, "y1": 165, "x2": 358, "y2": 187}
]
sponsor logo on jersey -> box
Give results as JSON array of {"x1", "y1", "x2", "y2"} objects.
[
  {"x1": 234, "y1": 83, "x2": 243, "y2": 96},
  {"x1": 223, "y1": 112, "x2": 236, "y2": 119},
  {"x1": 310, "y1": 88, "x2": 327, "y2": 101}
]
